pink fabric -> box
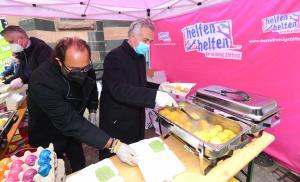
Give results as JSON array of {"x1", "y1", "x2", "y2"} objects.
[
  {"x1": 151, "y1": 0, "x2": 300, "y2": 174},
  {"x1": 0, "y1": 0, "x2": 229, "y2": 20},
  {"x1": 66, "y1": 0, "x2": 171, "y2": 9}
]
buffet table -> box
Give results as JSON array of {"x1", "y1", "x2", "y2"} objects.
[{"x1": 68, "y1": 132, "x2": 275, "y2": 182}]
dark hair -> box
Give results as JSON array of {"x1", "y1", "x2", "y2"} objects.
[
  {"x1": 53, "y1": 37, "x2": 91, "y2": 63},
  {"x1": 0, "y1": 25, "x2": 28, "y2": 38}
]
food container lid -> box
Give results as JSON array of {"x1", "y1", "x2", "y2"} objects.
[{"x1": 195, "y1": 85, "x2": 279, "y2": 121}]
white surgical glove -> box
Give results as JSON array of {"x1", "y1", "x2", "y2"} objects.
[
  {"x1": 155, "y1": 91, "x2": 178, "y2": 107},
  {"x1": 115, "y1": 142, "x2": 138, "y2": 166},
  {"x1": 9, "y1": 78, "x2": 23, "y2": 89},
  {"x1": 88, "y1": 112, "x2": 97, "y2": 125}
]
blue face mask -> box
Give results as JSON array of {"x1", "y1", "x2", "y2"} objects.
[{"x1": 134, "y1": 42, "x2": 149, "y2": 55}]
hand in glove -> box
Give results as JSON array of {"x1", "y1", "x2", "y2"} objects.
[
  {"x1": 155, "y1": 91, "x2": 178, "y2": 107},
  {"x1": 88, "y1": 112, "x2": 97, "y2": 125},
  {"x1": 9, "y1": 78, "x2": 23, "y2": 90},
  {"x1": 111, "y1": 140, "x2": 138, "y2": 166}
]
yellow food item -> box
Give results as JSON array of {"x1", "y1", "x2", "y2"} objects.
[
  {"x1": 159, "y1": 109, "x2": 170, "y2": 116},
  {"x1": 223, "y1": 129, "x2": 235, "y2": 136},
  {"x1": 0, "y1": 120, "x2": 6, "y2": 127},
  {"x1": 160, "y1": 108, "x2": 209, "y2": 132},
  {"x1": 227, "y1": 134, "x2": 236, "y2": 140},
  {"x1": 216, "y1": 132, "x2": 229, "y2": 142},
  {"x1": 209, "y1": 136, "x2": 222, "y2": 144},
  {"x1": 198, "y1": 120, "x2": 210, "y2": 130},
  {"x1": 166, "y1": 112, "x2": 178, "y2": 121},
  {"x1": 160, "y1": 107, "x2": 239, "y2": 145},
  {"x1": 175, "y1": 85, "x2": 182, "y2": 91},
  {"x1": 160, "y1": 108, "x2": 191, "y2": 125},
  {"x1": 193, "y1": 130, "x2": 211, "y2": 142},
  {"x1": 213, "y1": 125, "x2": 223, "y2": 132},
  {"x1": 177, "y1": 115, "x2": 188, "y2": 123},
  {"x1": 208, "y1": 128, "x2": 219, "y2": 138},
  {"x1": 172, "y1": 117, "x2": 185, "y2": 125},
  {"x1": 181, "y1": 121, "x2": 192, "y2": 131},
  {"x1": 223, "y1": 129, "x2": 236, "y2": 140},
  {"x1": 190, "y1": 112, "x2": 200, "y2": 120}
]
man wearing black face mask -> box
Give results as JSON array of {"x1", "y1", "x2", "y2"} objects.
[
  {"x1": 27, "y1": 37, "x2": 138, "y2": 172},
  {"x1": 59, "y1": 62, "x2": 92, "y2": 86}
]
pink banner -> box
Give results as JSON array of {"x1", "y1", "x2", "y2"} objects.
[{"x1": 151, "y1": 0, "x2": 300, "y2": 174}]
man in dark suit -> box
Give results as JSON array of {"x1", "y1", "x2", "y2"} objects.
[
  {"x1": 99, "y1": 19, "x2": 176, "y2": 159},
  {"x1": 28, "y1": 37, "x2": 138, "y2": 172}
]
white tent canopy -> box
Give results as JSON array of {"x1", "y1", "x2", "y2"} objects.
[{"x1": 0, "y1": 0, "x2": 229, "y2": 20}]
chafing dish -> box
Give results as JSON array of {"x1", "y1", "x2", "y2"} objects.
[
  {"x1": 154, "y1": 85, "x2": 280, "y2": 175},
  {"x1": 155, "y1": 101, "x2": 251, "y2": 174},
  {"x1": 194, "y1": 85, "x2": 280, "y2": 136}
]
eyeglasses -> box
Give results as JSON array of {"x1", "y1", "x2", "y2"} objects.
[{"x1": 63, "y1": 63, "x2": 93, "y2": 73}]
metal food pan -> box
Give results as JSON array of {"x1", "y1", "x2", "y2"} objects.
[{"x1": 155, "y1": 102, "x2": 251, "y2": 158}]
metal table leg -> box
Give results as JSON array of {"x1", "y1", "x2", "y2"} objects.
[{"x1": 246, "y1": 160, "x2": 254, "y2": 182}]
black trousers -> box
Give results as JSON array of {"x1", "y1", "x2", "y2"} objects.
[{"x1": 56, "y1": 140, "x2": 85, "y2": 172}]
